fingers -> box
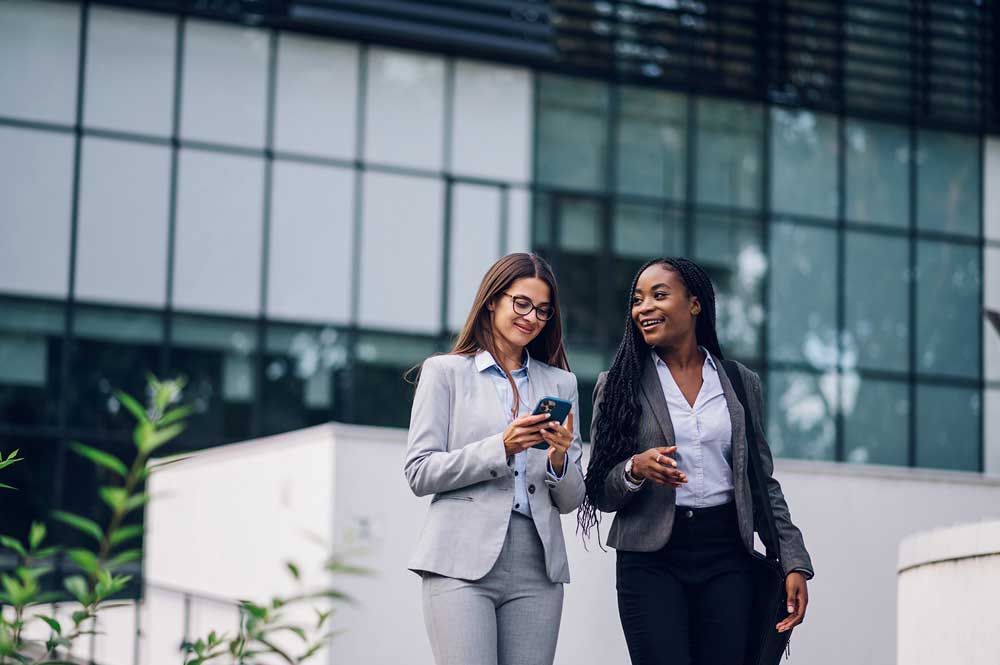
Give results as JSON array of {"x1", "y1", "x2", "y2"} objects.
[
  {"x1": 776, "y1": 579, "x2": 808, "y2": 632},
  {"x1": 513, "y1": 413, "x2": 552, "y2": 426}
]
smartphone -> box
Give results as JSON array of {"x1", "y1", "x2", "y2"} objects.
[{"x1": 530, "y1": 396, "x2": 572, "y2": 450}]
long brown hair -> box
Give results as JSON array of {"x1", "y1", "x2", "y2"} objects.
[{"x1": 410, "y1": 253, "x2": 569, "y2": 415}]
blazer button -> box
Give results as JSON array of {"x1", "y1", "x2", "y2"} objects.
[
  {"x1": 528, "y1": 484, "x2": 536, "y2": 494},
  {"x1": 490, "y1": 470, "x2": 498, "y2": 478}
]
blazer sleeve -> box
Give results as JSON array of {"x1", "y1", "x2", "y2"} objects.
[
  {"x1": 591, "y1": 372, "x2": 641, "y2": 514},
  {"x1": 742, "y1": 366, "x2": 815, "y2": 579},
  {"x1": 403, "y1": 359, "x2": 511, "y2": 497},
  {"x1": 545, "y1": 373, "x2": 586, "y2": 514}
]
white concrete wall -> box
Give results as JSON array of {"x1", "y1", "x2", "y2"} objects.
[
  {"x1": 133, "y1": 423, "x2": 1000, "y2": 665},
  {"x1": 897, "y1": 520, "x2": 1000, "y2": 665}
]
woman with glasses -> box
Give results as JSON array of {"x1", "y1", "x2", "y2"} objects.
[{"x1": 405, "y1": 252, "x2": 585, "y2": 665}]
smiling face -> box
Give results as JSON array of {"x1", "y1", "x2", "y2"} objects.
[
  {"x1": 631, "y1": 263, "x2": 701, "y2": 349},
  {"x1": 487, "y1": 277, "x2": 551, "y2": 356}
]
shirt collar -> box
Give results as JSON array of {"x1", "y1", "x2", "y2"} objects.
[
  {"x1": 475, "y1": 349, "x2": 530, "y2": 374},
  {"x1": 651, "y1": 346, "x2": 717, "y2": 372}
]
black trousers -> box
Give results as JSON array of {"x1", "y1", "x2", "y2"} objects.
[{"x1": 616, "y1": 502, "x2": 755, "y2": 665}]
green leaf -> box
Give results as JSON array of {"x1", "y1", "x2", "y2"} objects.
[
  {"x1": 115, "y1": 390, "x2": 149, "y2": 424},
  {"x1": 71, "y1": 610, "x2": 91, "y2": 626},
  {"x1": 1, "y1": 574, "x2": 26, "y2": 605},
  {"x1": 68, "y1": 442, "x2": 128, "y2": 477},
  {"x1": 36, "y1": 615, "x2": 61, "y2": 635},
  {"x1": 28, "y1": 522, "x2": 46, "y2": 550},
  {"x1": 106, "y1": 549, "x2": 142, "y2": 570},
  {"x1": 0, "y1": 536, "x2": 26, "y2": 559},
  {"x1": 32, "y1": 546, "x2": 60, "y2": 561},
  {"x1": 123, "y1": 493, "x2": 150, "y2": 515},
  {"x1": 141, "y1": 423, "x2": 186, "y2": 455},
  {"x1": 109, "y1": 524, "x2": 143, "y2": 547},
  {"x1": 286, "y1": 562, "x2": 300, "y2": 580},
  {"x1": 99, "y1": 486, "x2": 128, "y2": 511},
  {"x1": 158, "y1": 404, "x2": 194, "y2": 427},
  {"x1": 67, "y1": 548, "x2": 99, "y2": 575},
  {"x1": 0, "y1": 483, "x2": 17, "y2": 490},
  {"x1": 134, "y1": 421, "x2": 153, "y2": 451},
  {"x1": 51, "y1": 510, "x2": 104, "y2": 543},
  {"x1": 64, "y1": 576, "x2": 90, "y2": 604}
]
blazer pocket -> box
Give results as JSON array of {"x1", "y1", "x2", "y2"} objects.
[{"x1": 430, "y1": 495, "x2": 474, "y2": 504}]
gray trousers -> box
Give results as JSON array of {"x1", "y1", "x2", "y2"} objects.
[{"x1": 421, "y1": 512, "x2": 564, "y2": 665}]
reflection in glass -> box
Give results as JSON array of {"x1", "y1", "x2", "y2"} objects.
[
  {"x1": 916, "y1": 241, "x2": 980, "y2": 379},
  {"x1": 845, "y1": 119, "x2": 909, "y2": 227},
  {"x1": 536, "y1": 74, "x2": 609, "y2": 191},
  {"x1": 843, "y1": 377, "x2": 909, "y2": 466},
  {"x1": 696, "y1": 98, "x2": 762, "y2": 210},
  {"x1": 844, "y1": 232, "x2": 909, "y2": 371},
  {"x1": 0, "y1": 300, "x2": 63, "y2": 427},
  {"x1": 917, "y1": 131, "x2": 980, "y2": 236},
  {"x1": 555, "y1": 197, "x2": 606, "y2": 346},
  {"x1": 353, "y1": 333, "x2": 438, "y2": 428},
  {"x1": 771, "y1": 109, "x2": 839, "y2": 219},
  {"x1": 767, "y1": 370, "x2": 837, "y2": 461},
  {"x1": 262, "y1": 325, "x2": 347, "y2": 436},
  {"x1": 68, "y1": 306, "x2": 163, "y2": 437},
  {"x1": 616, "y1": 86, "x2": 686, "y2": 199},
  {"x1": 170, "y1": 314, "x2": 258, "y2": 446},
  {"x1": 768, "y1": 223, "x2": 838, "y2": 366},
  {"x1": 694, "y1": 213, "x2": 765, "y2": 361},
  {"x1": 916, "y1": 384, "x2": 980, "y2": 471}
]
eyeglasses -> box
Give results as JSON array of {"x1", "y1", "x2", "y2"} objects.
[{"x1": 502, "y1": 293, "x2": 555, "y2": 322}]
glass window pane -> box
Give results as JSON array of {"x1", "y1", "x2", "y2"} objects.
[
  {"x1": 916, "y1": 241, "x2": 980, "y2": 379},
  {"x1": 68, "y1": 306, "x2": 164, "y2": 436},
  {"x1": 845, "y1": 119, "x2": 910, "y2": 228},
  {"x1": 844, "y1": 232, "x2": 909, "y2": 372},
  {"x1": 768, "y1": 222, "x2": 838, "y2": 365},
  {"x1": 555, "y1": 198, "x2": 606, "y2": 347},
  {"x1": 360, "y1": 172, "x2": 444, "y2": 334},
  {"x1": 0, "y1": 301, "x2": 64, "y2": 427},
  {"x1": 986, "y1": 389, "x2": 1000, "y2": 476},
  {"x1": 76, "y1": 137, "x2": 171, "y2": 307},
  {"x1": 507, "y1": 187, "x2": 532, "y2": 254},
  {"x1": 84, "y1": 7, "x2": 176, "y2": 136},
  {"x1": 843, "y1": 376, "x2": 909, "y2": 466},
  {"x1": 352, "y1": 332, "x2": 438, "y2": 428},
  {"x1": 0, "y1": 0, "x2": 79, "y2": 124},
  {"x1": 0, "y1": 436, "x2": 62, "y2": 545},
  {"x1": 262, "y1": 324, "x2": 346, "y2": 436},
  {"x1": 767, "y1": 369, "x2": 837, "y2": 460},
  {"x1": 917, "y1": 131, "x2": 980, "y2": 237},
  {"x1": 0, "y1": 127, "x2": 74, "y2": 298},
  {"x1": 448, "y1": 183, "x2": 501, "y2": 332},
  {"x1": 694, "y1": 213, "x2": 765, "y2": 362},
  {"x1": 986, "y1": 247, "x2": 1000, "y2": 383},
  {"x1": 771, "y1": 109, "x2": 839, "y2": 219},
  {"x1": 696, "y1": 98, "x2": 762, "y2": 210},
  {"x1": 452, "y1": 60, "x2": 532, "y2": 183},
  {"x1": 274, "y1": 34, "x2": 357, "y2": 160},
  {"x1": 615, "y1": 86, "x2": 686, "y2": 199},
  {"x1": 267, "y1": 160, "x2": 353, "y2": 324},
  {"x1": 174, "y1": 149, "x2": 264, "y2": 316},
  {"x1": 170, "y1": 314, "x2": 258, "y2": 446},
  {"x1": 181, "y1": 20, "x2": 268, "y2": 149},
  {"x1": 916, "y1": 384, "x2": 980, "y2": 471},
  {"x1": 986, "y1": 138, "x2": 1000, "y2": 242},
  {"x1": 536, "y1": 74, "x2": 609, "y2": 191},
  {"x1": 365, "y1": 48, "x2": 445, "y2": 171}
]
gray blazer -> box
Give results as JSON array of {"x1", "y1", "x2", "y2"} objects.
[
  {"x1": 404, "y1": 353, "x2": 586, "y2": 583},
  {"x1": 592, "y1": 353, "x2": 814, "y2": 579}
]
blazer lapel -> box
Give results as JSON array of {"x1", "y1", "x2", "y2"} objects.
[
  {"x1": 639, "y1": 352, "x2": 676, "y2": 447},
  {"x1": 714, "y1": 355, "x2": 748, "y2": 484}
]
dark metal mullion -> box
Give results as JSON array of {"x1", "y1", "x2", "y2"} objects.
[
  {"x1": 760, "y1": 88, "x2": 773, "y2": 408},
  {"x1": 439, "y1": 57, "x2": 455, "y2": 344},
  {"x1": 977, "y1": 132, "x2": 985, "y2": 473},
  {"x1": 52, "y1": 0, "x2": 89, "y2": 516},
  {"x1": 600, "y1": 77, "x2": 619, "y2": 354},
  {"x1": 499, "y1": 184, "x2": 510, "y2": 257},
  {"x1": 683, "y1": 93, "x2": 696, "y2": 260},
  {"x1": 834, "y1": 0, "x2": 847, "y2": 464},
  {"x1": 162, "y1": 14, "x2": 185, "y2": 375},
  {"x1": 907, "y1": 3, "x2": 920, "y2": 469},
  {"x1": 251, "y1": 29, "x2": 279, "y2": 438}
]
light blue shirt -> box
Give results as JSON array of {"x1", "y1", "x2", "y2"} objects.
[{"x1": 475, "y1": 350, "x2": 565, "y2": 518}]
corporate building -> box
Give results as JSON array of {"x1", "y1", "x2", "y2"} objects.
[{"x1": 1, "y1": 1, "x2": 999, "y2": 663}]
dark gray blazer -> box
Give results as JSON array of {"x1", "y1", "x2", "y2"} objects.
[{"x1": 592, "y1": 352, "x2": 814, "y2": 578}]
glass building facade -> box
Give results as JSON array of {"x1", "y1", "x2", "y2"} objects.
[{"x1": 1, "y1": 0, "x2": 998, "y2": 543}]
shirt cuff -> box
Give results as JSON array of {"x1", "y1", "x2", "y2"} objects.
[
  {"x1": 546, "y1": 459, "x2": 567, "y2": 482},
  {"x1": 623, "y1": 469, "x2": 645, "y2": 491}
]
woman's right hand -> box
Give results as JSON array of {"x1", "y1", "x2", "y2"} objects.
[
  {"x1": 503, "y1": 413, "x2": 552, "y2": 457},
  {"x1": 631, "y1": 446, "x2": 687, "y2": 487}
]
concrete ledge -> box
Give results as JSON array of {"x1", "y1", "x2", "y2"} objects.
[{"x1": 898, "y1": 519, "x2": 1000, "y2": 572}]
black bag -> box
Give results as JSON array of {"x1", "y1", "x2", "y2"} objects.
[{"x1": 723, "y1": 360, "x2": 792, "y2": 665}]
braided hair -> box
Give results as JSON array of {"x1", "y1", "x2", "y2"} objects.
[{"x1": 577, "y1": 257, "x2": 725, "y2": 537}]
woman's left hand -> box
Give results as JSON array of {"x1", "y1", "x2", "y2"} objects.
[
  {"x1": 777, "y1": 571, "x2": 809, "y2": 632},
  {"x1": 541, "y1": 412, "x2": 573, "y2": 476}
]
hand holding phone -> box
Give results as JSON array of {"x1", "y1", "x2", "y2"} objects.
[{"x1": 530, "y1": 396, "x2": 572, "y2": 450}]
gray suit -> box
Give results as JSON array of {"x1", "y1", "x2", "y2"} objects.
[
  {"x1": 405, "y1": 352, "x2": 586, "y2": 584},
  {"x1": 593, "y1": 353, "x2": 814, "y2": 578}
]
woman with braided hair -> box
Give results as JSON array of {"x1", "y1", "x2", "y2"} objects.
[{"x1": 579, "y1": 257, "x2": 813, "y2": 665}]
